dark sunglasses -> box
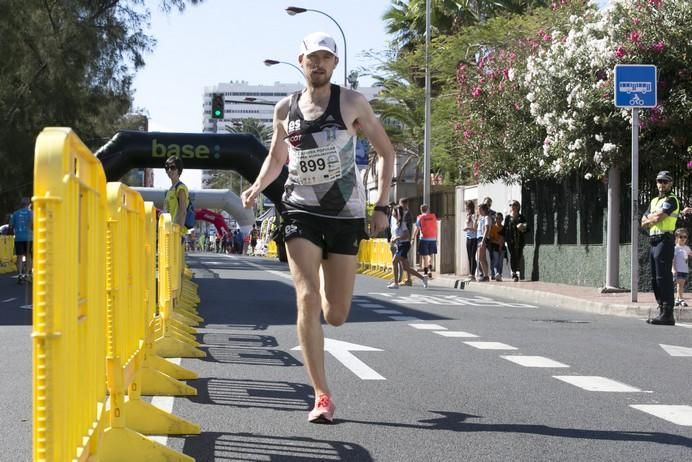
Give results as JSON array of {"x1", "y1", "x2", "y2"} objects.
[
  {"x1": 164, "y1": 165, "x2": 177, "y2": 171},
  {"x1": 656, "y1": 179, "x2": 670, "y2": 184}
]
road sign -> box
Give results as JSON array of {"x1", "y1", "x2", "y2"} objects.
[{"x1": 614, "y1": 64, "x2": 657, "y2": 108}]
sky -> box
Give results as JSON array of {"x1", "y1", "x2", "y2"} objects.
[
  {"x1": 133, "y1": 0, "x2": 394, "y2": 188},
  {"x1": 135, "y1": 0, "x2": 610, "y2": 188}
]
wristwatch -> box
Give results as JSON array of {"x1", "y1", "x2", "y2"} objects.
[{"x1": 373, "y1": 205, "x2": 389, "y2": 214}]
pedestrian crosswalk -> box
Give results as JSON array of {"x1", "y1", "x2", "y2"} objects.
[
  {"x1": 367, "y1": 292, "x2": 537, "y2": 308},
  {"x1": 353, "y1": 295, "x2": 691, "y2": 428}
]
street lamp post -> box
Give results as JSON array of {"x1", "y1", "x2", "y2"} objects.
[
  {"x1": 285, "y1": 6, "x2": 347, "y2": 87},
  {"x1": 263, "y1": 59, "x2": 305, "y2": 81}
]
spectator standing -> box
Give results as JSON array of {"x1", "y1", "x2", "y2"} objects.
[
  {"x1": 504, "y1": 201, "x2": 528, "y2": 282},
  {"x1": 412, "y1": 204, "x2": 438, "y2": 279},
  {"x1": 249, "y1": 224, "x2": 259, "y2": 255},
  {"x1": 388, "y1": 205, "x2": 428, "y2": 289},
  {"x1": 10, "y1": 197, "x2": 33, "y2": 284},
  {"x1": 488, "y1": 212, "x2": 505, "y2": 281},
  {"x1": 641, "y1": 170, "x2": 679, "y2": 326},
  {"x1": 476, "y1": 203, "x2": 491, "y2": 281},
  {"x1": 163, "y1": 156, "x2": 189, "y2": 229},
  {"x1": 398, "y1": 198, "x2": 413, "y2": 286},
  {"x1": 672, "y1": 228, "x2": 692, "y2": 307},
  {"x1": 463, "y1": 200, "x2": 478, "y2": 280}
]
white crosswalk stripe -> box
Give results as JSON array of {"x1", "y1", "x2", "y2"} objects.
[
  {"x1": 501, "y1": 355, "x2": 570, "y2": 368},
  {"x1": 464, "y1": 341, "x2": 518, "y2": 350},
  {"x1": 433, "y1": 331, "x2": 479, "y2": 338},
  {"x1": 409, "y1": 323, "x2": 447, "y2": 330},
  {"x1": 553, "y1": 376, "x2": 647, "y2": 392},
  {"x1": 368, "y1": 292, "x2": 537, "y2": 308},
  {"x1": 630, "y1": 405, "x2": 692, "y2": 426}
]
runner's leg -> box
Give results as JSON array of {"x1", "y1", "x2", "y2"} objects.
[
  {"x1": 320, "y1": 253, "x2": 358, "y2": 326},
  {"x1": 286, "y1": 238, "x2": 330, "y2": 397}
]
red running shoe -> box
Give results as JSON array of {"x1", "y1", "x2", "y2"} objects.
[{"x1": 308, "y1": 393, "x2": 336, "y2": 424}]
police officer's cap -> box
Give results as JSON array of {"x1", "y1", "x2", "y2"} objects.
[{"x1": 656, "y1": 170, "x2": 673, "y2": 182}]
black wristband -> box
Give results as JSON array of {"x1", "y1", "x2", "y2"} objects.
[{"x1": 373, "y1": 205, "x2": 389, "y2": 214}]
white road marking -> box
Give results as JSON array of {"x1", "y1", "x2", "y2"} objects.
[
  {"x1": 464, "y1": 341, "x2": 518, "y2": 350},
  {"x1": 373, "y1": 309, "x2": 403, "y2": 315},
  {"x1": 659, "y1": 344, "x2": 692, "y2": 357},
  {"x1": 433, "y1": 331, "x2": 479, "y2": 338},
  {"x1": 2, "y1": 297, "x2": 17, "y2": 303},
  {"x1": 359, "y1": 303, "x2": 386, "y2": 308},
  {"x1": 238, "y1": 258, "x2": 293, "y2": 280},
  {"x1": 501, "y1": 355, "x2": 570, "y2": 368},
  {"x1": 371, "y1": 293, "x2": 537, "y2": 308},
  {"x1": 675, "y1": 322, "x2": 692, "y2": 329},
  {"x1": 553, "y1": 376, "x2": 647, "y2": 392},
  {"x1": 389, "y1": 316, "x2": 422, "y2": 321},
  {"x1": 409, "y1": 323, "x2": 447, "y2": 330},
  {"x1": 292, "y1": 339, "x2": 385, "y2": 380},
  {"x1": 147, "y1": 358, "x2": 182, "y2": 445},
  {"x1": 630, "y1": 405, "x2": 692, "y2": 426}
]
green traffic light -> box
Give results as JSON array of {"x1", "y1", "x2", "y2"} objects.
[{"x1": 214, "y1": 110, "x2": 221, "y2": 117}]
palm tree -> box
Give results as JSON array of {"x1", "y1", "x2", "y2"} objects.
[
  {"x1": 225, "y1": 118, "x2": 272, "y2": 147},
  {"x1": 205, "y1": 118, "x2": 273, "y2": 193}
]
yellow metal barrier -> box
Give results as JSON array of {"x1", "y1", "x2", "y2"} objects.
[
  {"x1": 32, "y1": 128, "x2": 200, "y2": 462},
  {"x1": 357, "y1": 238, "x2": 393, "y2": 279},
  {"x1": 155, "y1": 214, "x2": 205, "y2": 358},
  {"x1": 100, "y1": 183, "x2": 198, "y2": 460},
  {"x1": 0, "y1": 235, "x2": 15, "y2": 273},
  {"x1": 33, "y1": 127, "x2": 108, "y2": 462},
  {"x1": 266, "y1": 240, "x2": 277, "y2": 258}
]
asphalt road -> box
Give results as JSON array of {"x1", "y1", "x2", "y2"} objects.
[{"x1": 1, "y1": 254, "x2": 691, "y2": 461}]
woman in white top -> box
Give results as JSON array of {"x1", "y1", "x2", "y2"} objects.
[
  {"x1": 672, "y1": 228, "x2": 692, "y2": 306},
  {"x1": 388, "y1": 205, "x2": 428, "y2": 289},
  {"x1": 464, "y1": 200, "x2": 478, "y2": 280},
  {"x1": 476, "y1": 203, "x2": 491, "y2": 281}
]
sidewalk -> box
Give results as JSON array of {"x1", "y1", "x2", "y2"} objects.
[{"x1": 428, "y1": 273, "x2": 692, "y2": 322}]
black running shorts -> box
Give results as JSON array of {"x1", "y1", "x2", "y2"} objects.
[{"x1": 281, "y1": 213, "x2": 369, "y2": 258}]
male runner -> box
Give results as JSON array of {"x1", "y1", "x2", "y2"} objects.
[{"x1": 241, "y1": 31, "x2": 394, "y2": 423}]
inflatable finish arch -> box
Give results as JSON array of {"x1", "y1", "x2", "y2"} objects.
[
  {"x1": 133, "y1": 187, "x2": 256, "y2": 232},
  {"x1": 95, "y1": 130, "x2": 288, "y2": 206}
]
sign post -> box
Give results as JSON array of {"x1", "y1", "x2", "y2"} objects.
[{"x1": 614, "y1": 64, "x2": 657, "y2": 302}]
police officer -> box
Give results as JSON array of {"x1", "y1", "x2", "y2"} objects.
[{"x1": 641, "y1": 170, "x2": 679, "y2": 325}]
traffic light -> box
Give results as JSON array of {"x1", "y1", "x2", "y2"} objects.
[{"x1": 211, "y1": 93, "x2": 224, "y2": 119}]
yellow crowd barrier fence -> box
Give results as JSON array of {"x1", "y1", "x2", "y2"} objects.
[
  {"x1": 32, "y1": 127, "x2": 202, "y2": 462},
  {"x1": 0, "y1": 235, "x2": 15, "y2": 273},
  {"x1": 357, "y1": 238, "x2": 394, "y2": 279}
]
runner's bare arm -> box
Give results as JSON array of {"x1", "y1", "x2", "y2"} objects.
[
  {"x1": 241, "y1": 97, "x2": 290, "y2": 208},
  {"x1": 349, "y1": 91, "x2": 394, "y2": 234},
  {"x1": 349, "y1": 93, "x2": 393, "y2": 207}
]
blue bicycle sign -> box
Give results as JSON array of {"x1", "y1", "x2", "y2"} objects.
[{"x1": 614, "y1": 65, "x2": 657, "y2": 108}]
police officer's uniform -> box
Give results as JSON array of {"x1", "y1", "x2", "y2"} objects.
[{"x1": 645, "y1": 170, "x2": 679, "y2": 325}]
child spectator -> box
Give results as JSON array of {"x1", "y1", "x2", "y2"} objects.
[{"x1": 672, "y1": 228, "x2": 692, "y2": 307}]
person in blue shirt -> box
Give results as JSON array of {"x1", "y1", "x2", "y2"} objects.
[{"x1": 9, "y1": 197, "x2": 33, "y2": 283}]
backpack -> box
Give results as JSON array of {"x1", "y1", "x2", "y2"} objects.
[
  {"x1": 184, "y1": 199, "x2": 195, "y2": 230},
  {"x1": 173, "y1": 181, "x2": 196, "y2": 229}
]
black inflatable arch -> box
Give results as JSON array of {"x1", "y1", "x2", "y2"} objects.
[{"x1": 95, "y1": 130, "x2": 287, "y2": 205}]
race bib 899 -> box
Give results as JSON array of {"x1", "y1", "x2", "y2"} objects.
[{"x1": 289, "y1": 145, "x2": 342, "y2": 186}]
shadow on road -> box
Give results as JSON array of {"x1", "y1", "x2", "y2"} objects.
[
  {"x1": 340, "y1": 410, "x2": 692, "y2": 449},
  {"x1": 188, "y1": 377, "x2": 313, "y2": 412},
  {"x1": 0, "y1": 274, "x2": 33, "y2": 326},
  {"x1": 182, "y1": 431, "x2": 373, "y2": 462}
]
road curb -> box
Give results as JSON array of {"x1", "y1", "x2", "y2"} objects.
[{"x1": 429, "y1": 276, "x2": 692, "y2": 322}]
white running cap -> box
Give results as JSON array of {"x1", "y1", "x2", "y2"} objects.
[{"x1": 300, "y1": 32, "x2": 338, "y2": 57}]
